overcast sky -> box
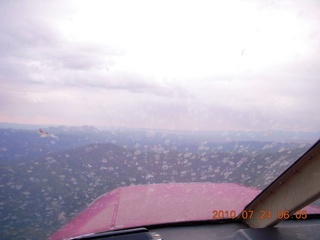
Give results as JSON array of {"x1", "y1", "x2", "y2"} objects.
[{"x1": 0, "y1": 0, "x2": 319, "y2": 131}]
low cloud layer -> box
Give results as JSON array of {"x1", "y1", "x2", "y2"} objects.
[{"x1": 1, "y1": 0, "x2": 320, "y2": 131}]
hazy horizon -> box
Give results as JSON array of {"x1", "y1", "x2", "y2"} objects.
[{"x1": 1, "y1": 122, "x2": 319, "y2": 144}]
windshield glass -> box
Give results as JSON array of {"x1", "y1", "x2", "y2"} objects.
[{"x1": 1, "y1": 0, "x2": 320, "y2": 239}]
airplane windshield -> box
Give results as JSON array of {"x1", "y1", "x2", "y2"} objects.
[{"x1": 0, "y1": 0, "x2": 320, "y2": 239}]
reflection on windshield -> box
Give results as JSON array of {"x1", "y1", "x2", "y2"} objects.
[
  {"x1": 308, "y1": 199, "x2": 320, "y2": 212},
  {"x1": 1, "y1": 127, "x2": 319, "y2": 239}
]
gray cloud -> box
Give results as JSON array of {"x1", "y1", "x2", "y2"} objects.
[{"x1": 0, "y1": 0, "x2": 319, "y2": 131}]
